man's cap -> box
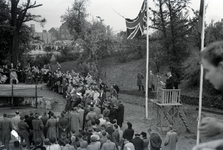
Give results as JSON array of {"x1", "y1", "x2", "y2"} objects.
[
  {"x1": 140, "y1": 131, "x2": 147, "y2": 137},
  {"x1": 135, "y1": 132, "x2": 140, "y2": 136}
]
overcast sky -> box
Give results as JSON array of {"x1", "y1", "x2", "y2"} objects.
[{"x1": 26, "y1": 0, "x2": 223, "y2": 33}]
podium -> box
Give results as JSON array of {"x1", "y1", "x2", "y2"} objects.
[{"x1": 151, "y1": 88, "x2": 181, "y2": 133}]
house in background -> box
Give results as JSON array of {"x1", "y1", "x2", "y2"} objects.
[
  {"x1": 33, "y1": 30, "x2": 52, "y2": 44},
  {"x1": 48, "y1": 27, "x2": 59, "y2": 42},
  {"x1": 59, "y1": 22, "x2": 72, "y2": 40}
]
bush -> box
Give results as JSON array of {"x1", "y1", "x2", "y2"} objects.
[
  {"x1": 56, "y1": 52, "x2": 80, "y2": 63},
  {"x1": 181, "y1": 94, "x2": 223, "y2": 109},
  {"x1": 28, "y1": 53, "x2": 52, "y2": 68}
]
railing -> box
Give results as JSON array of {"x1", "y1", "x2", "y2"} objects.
[
  {"x1": 157, "y1": 88, "x2": 181, "y2": 104},
  {"x1": 0, "y1": 84, "x2": 42, "y2": 108}
]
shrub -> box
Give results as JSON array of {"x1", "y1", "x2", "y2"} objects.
[
  {"x1": 181, "y1": 94, "x2": 223, "y2": 109},
  {"x1": 56, "y1": 52, "x2": 79, "y2": 63},
  {"x1": 29, "y1": 53, "x2": 52, "y2": 68}
]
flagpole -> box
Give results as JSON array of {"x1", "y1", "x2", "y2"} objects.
[
  {"x1": 197, "y1": 0, "x2": 205, "y2": 145},
  {"x1": 145, "y1": 0, "x2": 149, "y2": 119}
]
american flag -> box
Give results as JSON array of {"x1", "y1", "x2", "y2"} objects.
[{"x1": 125, "y1": 0, "x2": 147, "y2": 39}]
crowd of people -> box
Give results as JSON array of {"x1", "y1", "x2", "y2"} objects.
[
  {"x1": 0, "y1": 62, "x2": 166, "y2": 150},
  {"x1": 0, "y1": 60, "x2": 179, "y2": 150},
  {"x1": 2, "y1": 41, "x2": 223, "y2": 150},
  {"x1": 0, "y1": 62, "x2": 48, "y2": 85}
]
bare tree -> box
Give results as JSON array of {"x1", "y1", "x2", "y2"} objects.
[{"x1": 10, "y1": 0, "x2": 45, "y2": 66}]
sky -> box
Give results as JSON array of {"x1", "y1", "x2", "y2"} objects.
[{"x1": 25, "y1": 0, "x2": 223, "y2": 33}]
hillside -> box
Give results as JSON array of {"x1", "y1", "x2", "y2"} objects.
[
  {"x1": 55, "y1": 57, "x2": 198, "y2": 96},
  {"x1": 97, "y1": 57, "x2": 197, "y2": 96},
  {"x1": 98, "y1": 57, "x2": 147, "y2": 90}
]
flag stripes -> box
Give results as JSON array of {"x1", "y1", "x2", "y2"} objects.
[{"x1": 125, "y1": 0, "x2": 147, "y2": 39}]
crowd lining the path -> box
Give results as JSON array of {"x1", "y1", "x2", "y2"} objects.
[{"x1": 0, "y1": 62, "x2": 178, "y2": 150}]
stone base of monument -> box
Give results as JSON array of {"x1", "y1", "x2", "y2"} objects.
[{"x1": 22, "y1": 97, "x2": 57, "y2": 110}]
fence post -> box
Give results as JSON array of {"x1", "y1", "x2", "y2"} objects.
[
  {"x1": 35, "y1": 84, "x2": 37, "y2": 109},
  {"x1": 12, "y1": 84, "x2": 14, "y2": 108}
]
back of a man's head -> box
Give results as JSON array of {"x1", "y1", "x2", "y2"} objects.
[
  {"x1": 201, "y1": 41, "x2": 223, "y2": 67},
  {"x1": 35, "y1": 138, "x2": 42, "y2": 146}
]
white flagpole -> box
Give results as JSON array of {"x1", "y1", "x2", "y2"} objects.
[
  {"x1": 197, "y1": 0, "x2": 205, "y2": 145},
  {"x1": 145, "y1": 0, "x2": 149, "y2": 119}
]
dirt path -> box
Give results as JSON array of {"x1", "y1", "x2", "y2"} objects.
[{"x1": 39, "y1": 85, "x2": 66, "y2": 114}]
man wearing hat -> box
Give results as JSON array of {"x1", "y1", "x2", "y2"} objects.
[
  {"x1": 132, "y1": 132, "x2": 144, "y2": 150},
  {"x1": 11, "y1": 111, "x2": 20, "y2": 131}
]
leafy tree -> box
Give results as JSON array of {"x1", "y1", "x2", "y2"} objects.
[
  {"x1": 205, "y1": 21, "x2": 223, "y2": 44},
  {"x1": 0, "y1": 0, "x2": 12, "y2": 64},
  {"x1": 61, "y1": 0, "x2": 89, "y2": 40},
  {"x1": 61, "y1": 0, "x2": 118, "y2": 78},
  {"x1": 150, "y1": 0, "x2": 196, "y2": 77}
]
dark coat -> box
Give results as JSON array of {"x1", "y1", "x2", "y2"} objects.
[
  {"x1": 58, "y1": 116, "x2": 69, "y2": 138},
  {"x1": 123, "y1": 128, "x2": 134, "y2": 142},
  {"x1": 137, "y1": 73, "x2": 144, "y2": 86},
  {"x1": 166, "y1": 76, "x2": 174, "y2": 89},
  {"x1": 18, "y1": 120, "x2": 30, "y2": 148},
  {"x1": 132, "y1": 136, "x2": 144, "y2": 150},
  {"x1": 0, "y1": 117, "x2": 12, "y2": 144},
  {"x1": 99, "y1": 91, "x2": 106, "y2": 106},
  {"x1": 109, "y1": 107, "x2": 117, "y2": 123},
  {"x1": 116, "y1": 103, "x2": 124, "y2": 127},
  {"x1": 150, "y1": 132, "x2": 162, "y2": 150},
  {"x1": 26, "y1": 116, "x2": 35, "y2": 130},
  {"x1": 112, "y1": 129, "x2": 120, "y2": 145},
  {"x1": 32, "y1": 118, "x2": 45, "y2": 140},
  {"x1": 40, "y1": 115, "x2": 48, "y2": 137},
  {"x1": 18, "y1": 120, "x2": 29, "y2": 138}
]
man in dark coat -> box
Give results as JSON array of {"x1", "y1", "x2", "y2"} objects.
[
  {"x1": 40, "y1": 111, "x2": 48, "y2": 138},
  {"x1": 137, "y1": 72, "x2": 144, "y2": 91},
  {"x1": 0, "y1": 113, "x2": 12, "y2": 149},
  {"x1": 32, "y1": 113, "x2": 45, "y2": 142},
  {"x1": 123, "y1": 122, "x2": 134, "y2": 142},
  {"x1": 165, "y1": 71, "x2": 174, "y2": 89},
  {"x1": 148, "y1": 129, "x2": 162, "y2": 150},
  {"x1": 18, "y1": 116, "x2": 30, "y2": 149},
  {"x1": 132, "y1": 133, "x2": 144, "y2": 150},
  {"x1": 99, "y1": 89, "x2": 106, "y2": 108},
  {"x1": 26, "y1": 112, "x2": 35, "y2": 145},
  {"x1": 116, "y1": 100, "x2": 124, "y2": 128},
  {"x1": 58, "y1": 112, "x2": 69, "y2": 138},
  {"x1": 99, "y1": 79, "x2": 108, "y2": 94}
]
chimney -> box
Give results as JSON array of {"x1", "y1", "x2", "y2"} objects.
[{"x1": 30, "y1": 24, "x2": 35, "y2": 32}]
